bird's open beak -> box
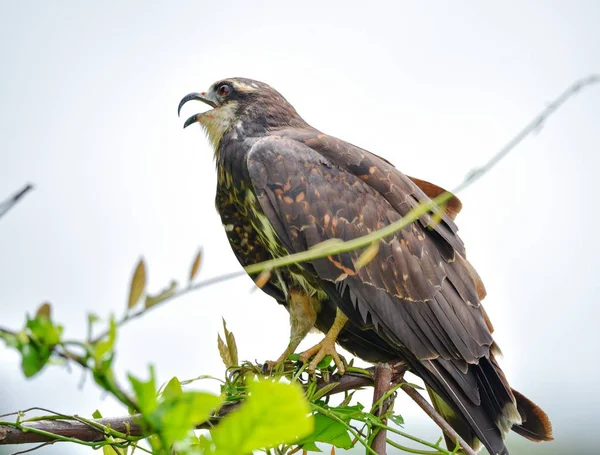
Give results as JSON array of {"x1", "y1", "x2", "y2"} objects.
[{"x1": 178, "y1": 92, "x2": 218, "y2": 128}]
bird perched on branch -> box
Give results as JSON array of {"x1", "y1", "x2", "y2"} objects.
[{"x1": 179, "y1": 78, "x2": 553, "y2": 455}]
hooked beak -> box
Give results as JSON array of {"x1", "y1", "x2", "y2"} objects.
[{"x1": 178, "y1": 92, "x2": 218, "y2": 128}]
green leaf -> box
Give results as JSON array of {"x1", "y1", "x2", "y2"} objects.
[
  {"x1": 327, "y1": 404, "x2": 365, "y2": 422},
  {"x1": 301, "y1": 441, "x2": 322, "y2": 452},
  {"x1": 210, "y1": 379, "x2": 313, "y2": 453},
  {"x1": 317, "y1": 355, "x2": 333, "y2": 370},
  {"x1": 311, "y1": 382, "x2": 340, "y2": 401},
  {"x1": 154, "y1": 391, "x2": 223, "y2": 447},
  {"x1": 26, "y1": 313, "x2": 62, "y2": 346},
  {"x1": 92, "y1": 366, "x2": 117, "y2": 396},
  {"x1": 94, "y1": 316, "x2": 117, "y2": 363},
  {"x1": 102, "y1": 445, "x2": 125, "y2": 455},
  {"x1": 145, "y1": 280, "x2": 177, "y2": 309},
  {"x1": 161, "y1": 376, "x2": 182, "y2": 399},
  {"x1": 128, "y1": 366, "x2": 158, "y2": 415},
  {"x1": 128, "y1": 258, "x2": 146, "y2": 309},
  {"x1": 21, "y1": 343, "x2": 50, "y2": 378},
  {"x1": 338, "y1": 391, "x2": 355, "y2": 408},
  {"x1": 297, "y1": 413, "x2": 352, "y2": 449},
  {"x1": 390, "y1": 413, "x2": 404, "y2": 426},
  {"x1": 402, "y1": 381, "x2": 424, "y2": 391},
  {"x1": 92, "y1": 409, "x2": 103, "y2": 419},
  {"x1": 16, "y1": 309, "x2": 64, "y2": 378}
]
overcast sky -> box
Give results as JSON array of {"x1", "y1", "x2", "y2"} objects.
[{"x1": 1, "y1": 2, "x2": 599, "y2": 454}]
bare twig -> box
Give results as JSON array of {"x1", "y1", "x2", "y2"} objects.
[
  {"x1": 0, "y1": 416, "x2": 142, "y2": 445},
  {"x1": 371, "y1": 363, "x2": 394, "y2": 455},
  {"x1": 9, "y1": 441, "x2": 55, "y2": 455},
  {"x1": 0, "y1": 184, "x2": 34, "y2": 220},
  {"x1": 455, "y1": 74, "x2": 600, "y2": 193},
  {"x1": 401, "y1": 384, "x2": 477, "y2": 455},
  {"x1": 89, "y1": 271, "x2": 246, "y2": 344}
]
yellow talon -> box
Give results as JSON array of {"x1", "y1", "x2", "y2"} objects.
[
  {"x1": 300, "y1": 308, "x2": 349, "y2": 374},
  {"x1": 266, "y1": 307, "x2": 349, "y2": 375},
  {"x1": 300, "y1": 337, "x2": 346, "y2": 374}
]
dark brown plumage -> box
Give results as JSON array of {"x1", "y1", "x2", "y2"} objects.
[{"x1": 179, "y1": 77, "x2": 553, "y2": 455}]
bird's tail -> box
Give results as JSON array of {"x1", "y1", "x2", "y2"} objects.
[
  {"x1": 510, "y1": 388, "x2": 553, "y2": 442},
  {"x1": 421, "y1": 354, "x2": 553, "y2": 454},
  {"x1": 419, "y1": 357, "x2": 515, "y2": 455}
]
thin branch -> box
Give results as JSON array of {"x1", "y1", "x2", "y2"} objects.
[
  {"x1": 89, "y1": 271, "x2": 246, "y2": 344},
  {"x1": 401, "y1": 384, "x2": 477, "y2": 455},
  {"x1": 376, "y1": 424, "x2": 451, "y2": 455},
  {"x1": 0, "y1": 414, "x2": 140, "y2": 446},
  {"x1": 371, "y1": 363, "x2": 394, "y2": 455},
  {"x1": 0, "y1": 184, "x2": 34, "y2": 220},
  {"x1": 385, "y1": 438, "x2": 445, "y2": 455},
  {"x1": 9, "y1": 441, "x2": 55, "y2": 455},
  {"x1": 455, "y1": 74, "x2": 600, "y2": 193}
]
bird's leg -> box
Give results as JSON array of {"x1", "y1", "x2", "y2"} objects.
[
  {"x1": 267, "y1": 290, "x2": 319, "y2": 369},
  {"x1": 300, "y1": 308, "x2": 349, "y2": 374}
]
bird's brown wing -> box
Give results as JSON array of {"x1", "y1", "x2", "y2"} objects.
[
  {"x1": 245, "y1": 135, "x2": 519, "y2": 455},
  {"x1": 299, "y1": 133, "x2": 485, "y2": 299},
  {"x1": 246, "y1": 135, "x2": 490, "y2": 362},
  {"x1": 336, "y1": 143, "x2": 464, "y2": 220}
]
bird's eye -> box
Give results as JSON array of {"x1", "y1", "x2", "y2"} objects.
[{"x1": 217, "y1": 84, "x2": 231, "y2": 97}]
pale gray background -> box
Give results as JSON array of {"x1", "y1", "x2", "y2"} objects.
[{"x1": 1, "y1": 1, "x2": 599, "y2": 454}]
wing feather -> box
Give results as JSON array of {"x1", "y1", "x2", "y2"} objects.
[{"x1": 245, "y1": 135, "x2": 492, "y2": 364}]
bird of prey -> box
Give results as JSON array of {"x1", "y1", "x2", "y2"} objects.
[{"x1": 178, "y1": 78, "x2": 553, "y2": 455}]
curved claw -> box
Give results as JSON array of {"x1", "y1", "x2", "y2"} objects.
[{"x1": 300, "y1": 339, "x2": 346, "y2": 374}]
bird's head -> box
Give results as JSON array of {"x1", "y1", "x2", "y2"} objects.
[{"x1": 178, "y1": 78, "x2": 306, "y2": 150}]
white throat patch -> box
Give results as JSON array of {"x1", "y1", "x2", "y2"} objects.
[{"x1": 198, "y1": 101, "x2": 239, "y2": 151}]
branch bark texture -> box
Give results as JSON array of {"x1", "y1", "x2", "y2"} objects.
[{"x1": 371, "y1": 363, "x2": 394, "y2": 455}]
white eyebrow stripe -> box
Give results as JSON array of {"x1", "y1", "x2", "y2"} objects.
[{"x1": 233, "y1": 81, "x2": 259, "y2": 93}]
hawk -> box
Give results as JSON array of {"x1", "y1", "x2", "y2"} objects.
[{"x1": 179, "y1": 78, "x2": 552, "y2": 455}]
